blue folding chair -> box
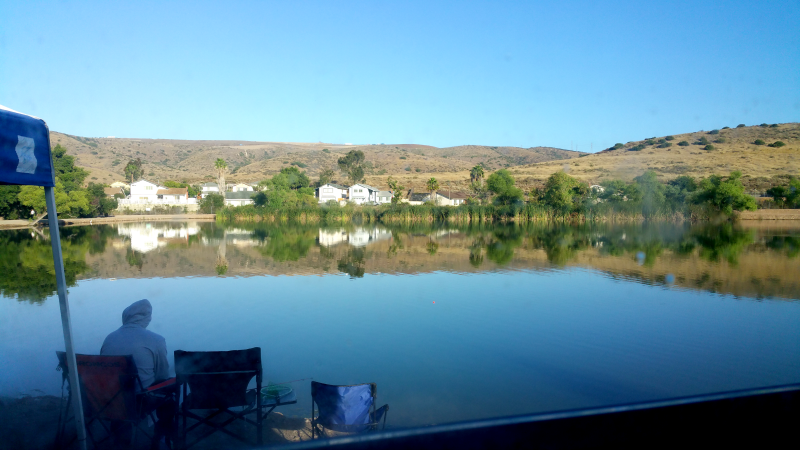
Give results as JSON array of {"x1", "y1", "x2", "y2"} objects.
[{"x1": 310, "y1": 381, "x2": 389, "y2": 438}]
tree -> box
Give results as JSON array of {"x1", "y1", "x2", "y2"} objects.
[
  {"x1": 486, "y1": 169, "x2": 523, "y2": 205},
  {"x1": 692, "y1": 171, "x2": 757, "y2": 215},
  {"x1": 469, "y1": 181, "x2": 490, "y2": 205},
  {"x1": 215, "y1": 158, "x2": 228, "y2": 191},
  {"x1": 86, "y1": 183, "x2": 118, "y2": 217},
  {"x1": 337, "y1": 150, "x2": 365, "y2": 185},
  {"x1": 426, "y1": 177, "x2": 440, "y2": 205},
  {"x1": 199, "y1": 193, "x2": 225, "y2": 213},
  {"x1": 766, "y1": 178, "x2": 800, "y2": 208},
  {"x1": 124, "y1": 158, "x2": 144, "y2": 183},
  {"x1": 470, "y1": 165, "x2": 485, "y2": 185},
  {"x1": 599, "y1": 179, "x2": 640, "y2": 203},
  {"x1": 318, "y1": 168, "x2": 335, "y2": 186},
  {"x1": 634, "y1": 171, "x2": 666, "y2": 219},
  {"x1": 51, "y1": 144, "x2": 89, "y2": 192},
  {"x1": 253, "y1": 191, "x2": 268, "y2": 207},
  {"x1": 0, "y1": 185, "x2": 27, "y2": 219},
  {"x1": 543, "y1": 171, "x2": 587, "y2": 214},
  {"x1": 387, "y1": 177, "x2": 405, "y2": 204},
  {"x1": 278, "y1": 166, "x2": 310, "y2": 190},
  {"x1": 18, "y1": 181, "x2": 91, "y2": 218}
]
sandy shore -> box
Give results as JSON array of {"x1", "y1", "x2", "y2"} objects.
[
  {"x1": 0, "y1": 214, "x2": 216, "y2": 230},
  {"x1": 0, "y1": 395, "x2": 314, "y2": 449}
]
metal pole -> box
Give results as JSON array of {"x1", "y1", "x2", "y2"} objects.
[{"x1": 45, "y1": 186, "x2": 88, "y2": 450}]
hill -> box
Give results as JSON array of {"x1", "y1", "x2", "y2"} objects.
[
  {"x1": 50, "y1": 123, "x2": 798, "y2": 194},
  {"x1": 48, "y1": 132, "x2": 581, "y2": 187},
  {"x1": 510, "y1": 123, "x2": 800, "y2": 191},
  {"x1": 368, "y1": 123, "x2": 800, "y2": 194}
]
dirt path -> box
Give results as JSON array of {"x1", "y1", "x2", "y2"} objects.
[{"x1": 0, "y1": 214, "x2": 216, "y2": 230}]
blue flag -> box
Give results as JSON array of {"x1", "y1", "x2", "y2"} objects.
[{"x1": 0, "y1": 106, "x2": 55, "y2": 187}]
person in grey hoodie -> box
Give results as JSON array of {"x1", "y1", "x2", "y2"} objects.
[
  {"x1": 101, "y1": 299, "x2": 175, "y2": 447},
  {"x1": 101, "y1": 299, "x2": 169, "y2": 389}
]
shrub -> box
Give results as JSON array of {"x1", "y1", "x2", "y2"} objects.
[
  {"x1": 415, "y1": 168, "x2": 421, "y2": 172},
  {"x1": 657, "y1": 138, "x2": 666, "y2": 144},
  {"x1": 677, "y1": 141, "x2": 690, "y2": 146},
  {"x1": 322, "y1": 148, "x2": 330, "y2": 153},
  {"x1": 283, "y1": 161, "x2": 289, "y2": 164},
  {"x1": 291, "y1": 161, "x2": 307, "y2": 168},
  {"x1": 768, "y1": 141, "x2": 786, "y2": 148},
  {"x1": 657, "y1": 142, "x2": 672, "y2": 148},
  {"x1": 404, "y1": 167, "x2": 411, "y2": 171},
  {"x1": 737, "y1": 124, "x2": 746, "y2": 128},
  {"x1": 704, "y1": 144, "x2": 715, "y2": 151},
  {"x1": 644, "y1": 139, "x2": 656, "y2": 146},
  {"x1": 629, "y1": 144, "x2": 645, "y2": 151},
  {"x1": 612, "y1": 143, "x2": 624, "y2": 150},
  {"x1": 769, "y1": 124, "x2": 779, "y2": 128},
  {"x1": 714, "y1": 137, "x2": 727, "y2": 144},
  {"x1": 697, "y1": 137, "x2": 710, "y2": 145},
  {"x1": 708, "y1": 129, "x2": 720, "y2": 135},
  {"x1": 399, "y1": 156, "x2": 407, "y2": 159},
  {"x1": 760, "y1": 123, "x2": 769, "y2": 128},
  {"x1": 753, "y1": 139, "x2": 766, "y2": 145},
  {"x1": 665, "y1": 136, "x2": 675, "y2": 141},
  {"x1": 722, "y1": 126, "x2": 730, "y2": 130}
]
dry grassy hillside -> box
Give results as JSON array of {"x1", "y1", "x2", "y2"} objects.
[
  {"x1": 512, "y1": 123, "x2": 800, "y2": 187},
  {"x1": 370, "y1": 123, "x2": 800, "y2": 194},
  {"x1": 49, "y1": 131, "x2": 580, "y2": 187},
  {"x1": 51, "y1": 123, "x2": 798, "y2": 194}
]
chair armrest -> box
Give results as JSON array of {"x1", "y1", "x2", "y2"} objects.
[{"x1": 146, "y1": 377, "x2": 177, "y2": 392}]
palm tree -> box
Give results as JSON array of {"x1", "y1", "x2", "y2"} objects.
[
  {"x1": 215, "y1": 158, "x2": 228, "y2": 192},
  {"x1": 470, "y1": 165, "x2": 485, "y2": 185},
  {"x1": 427, "y1": 177, "x2": 439, "y2": 205}
]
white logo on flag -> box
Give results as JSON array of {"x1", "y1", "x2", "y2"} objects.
[{"x1": 15, "y1": 135, "x2": 37, "y2": 174}]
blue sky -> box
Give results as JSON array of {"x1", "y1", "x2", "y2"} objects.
[{"x1": 1, "y1": 0, "x2": 798, "y2": 151}]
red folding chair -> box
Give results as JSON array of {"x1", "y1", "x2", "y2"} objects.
[{"x1": 55, "y1": 352, "x2": 177, "y2": 449}]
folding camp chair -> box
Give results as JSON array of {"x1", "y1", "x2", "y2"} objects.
[
  {"x1": 174, "y1": 347, "x2": 263, "y2": 449},
  {"x1": 310, "y1": 381, "x2": 389, "y2": 439},
  {"x1": 54, "y1": 352, "x2": 177, "y2": 449}
]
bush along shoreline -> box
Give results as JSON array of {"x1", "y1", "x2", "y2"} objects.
[{"x1": 216, "y1": 169, "x2": 764, "y2": 225}]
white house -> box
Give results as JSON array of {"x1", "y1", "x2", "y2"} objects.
[
  {"x1": 376, "y1": 191, "x2": 393, "y2": 204},
  {"x1": 405, "y1": 191, "x2": 431, "y2": 206},
  {"x1": 129, "y1": 179, "x2": 162, "y2": 203},
  {"x1": 437, "y1": 192, "x2": 468, "y2": 206},
  {"x1": 232, "y1": 183, "x2": 254, "y2": 192},
  {"x1": 348, "y1": 184, "x2": 380, "y2": 205},
  {"x1": 121, "y1": 179, "x2": 195, "y2": 206},
  {"x1": 317, "y1": 183, "x2": 349, "y2": 204},
  {"x1": 224, "y1": 191, "x2": 255, "y2": 207},
  {"x1": 156, "y1": 187, "x2": 190, "y2": 204},
  {"x1": 201, "y1": 182, "x2": 220, "y2": 197}
]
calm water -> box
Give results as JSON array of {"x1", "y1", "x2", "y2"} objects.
[{"x1": 1, "y1": 220, "x2": 799, "y2": 427}]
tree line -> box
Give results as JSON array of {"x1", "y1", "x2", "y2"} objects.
[{"x1": 0, "y1": 144, "x2": 118, "y2": 220}]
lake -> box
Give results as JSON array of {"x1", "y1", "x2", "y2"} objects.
[{"x1": 1, "y1": 220, "x2": 799, "y2": 428}]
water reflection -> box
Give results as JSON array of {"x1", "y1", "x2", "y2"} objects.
[{"x1": 1, "y1": 220, "x2": 799, "y2": 302}]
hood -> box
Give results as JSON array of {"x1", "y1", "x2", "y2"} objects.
[{"x1": 122, "y1": 299, "x2": 152, "y2": 328}]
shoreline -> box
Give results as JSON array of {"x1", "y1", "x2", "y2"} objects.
[
  {"x1": 737, "y1": 209, "x2": 800, "y2": 220},
  {"x1": 0, "y1": 214, "x2": 216, "y2": 230}
]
